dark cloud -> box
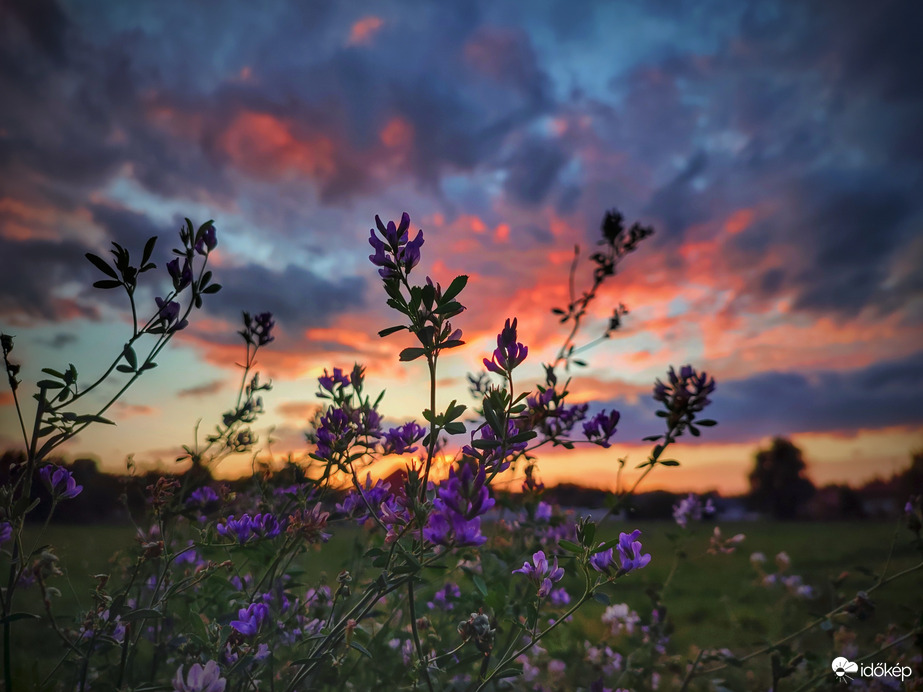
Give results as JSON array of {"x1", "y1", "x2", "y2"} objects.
[
  {"x1": 0, "y1": 235, "x2": 100, "y2": 320},
  {"x1": 593, "y1": 351, "x2": 923, "y2": 445},
  {"x1": 503, "y1": 135, "x2": 568, "y2": 205},
  {"x1": 203, "y1": 263, "x2": 366, "y2": 332}
]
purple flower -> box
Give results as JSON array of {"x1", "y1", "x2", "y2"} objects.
[
  {"x1": 583, "y1": 410, "x2": 620, "y2": 448},
  {"x1": 549, "y1": 587, "x2": 571, "y2": 607},
  {"x1": 589, "y1": 545, "x2": 616, "y2": 574},
  {"x1": 252, "y1": 513, "x2": 281, "y2": 539},
  {"x1": 172, "y1": 660, "x2": 226, "y2": 692},
  {"x1": 155, "y1": 297, "x2": 188, "y2": 331},
  {"x1": 216, "y1": 515, "x2": 253, "y2": 543},
  {"x1": 0, "y1": 521, "x2": 11, "y2": 544},
  {"x1": 368, "y1": 213, "x2": 425, "y2": 279},
  {"x1": 616, "y1": 530, "x2": 651, "y2": 573},
  {"x1": 336, "y1": 475, "x2": 393, "y2": 525},
  {"x1": 318, "y1": 367, "x2": 350, "y2": 393},
  {"x1": 513, "y1": 550, "x2": 565, "y2": 597},
  {"x1": 230, "y1": 602, "x2": 269, "y2": 637},
  {"x1": 424, "y1": 464, "x2": 495, "y2": 548},
  {"x1": 483, "y1": 318, "x2": 528, "y2": 374},
  {"x1": 652, "y1": 365, "x2": 716, "y2": 430},
  {"x1": 672, "y1": 493, "x2": 715, "y2": 528},
  {"x1": 167, "y1": 258, "x2": 193, "y2": 291},
  {"x1": 194, "y1": 224, "x2": 218, "y2": 255},
  {"x1": 382, "y1": 421, "x2": 427, "y2": 455},
  {"x1": 314, "y1": 407, "x2": 352, "y2": 461},
  {"x1": 216, "y1": 513, "x2": 281, "y2": 543},
  {"x1": 39, "y1": 465, "x2": 83, "y2": 500},
  {"x1": 187, "y1": 486, "x2": 219, "y2": 507},
  {"x1": 427, "y1": 582, "x2": 461, "y2": 611}
]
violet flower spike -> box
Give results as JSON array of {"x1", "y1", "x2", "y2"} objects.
[{"x1": 483, "y1": 317, "x2": 528, "y2": 374}]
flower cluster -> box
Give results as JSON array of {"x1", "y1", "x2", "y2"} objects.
[
  {"x1": 241, "y1": 311, "x2": 275, "y2": 347},
  {"x1": 653, "y1": 365, "x2": 716, "y2": 433},
  {"x1": 368, "y1": 212, "x2": 424, "y2": 280},
  {"x1": 707, "y1": 526, "x2": 745, "y2": 555},
  {"x1": 589, "y1": 530, "x2": 651, "y2": 576},
  {"x1": 672, "y1": 493, "x2": 715, "y2": 528},
  {"x1": 483, "y1": 318, "x2": 528, "y2": 375},
  {"x1": 382, "y1": 421, "x2": 427, "y2": 456},
  {"x1": 39, "y1": 465, "x2": 83, "y2": 500},
  {"x1": 230, "y1": 602, "x2": 270, "y2": 637},
  {"x1": 173, "y1": 661, "x2": 226, "y2": 692},
  {"x1": 424, "y1": 464, "x2": 495, "y2": 547},
  {"x1": 513, "y1": 550, "x2": 565, "y2": 597},
  {"x1": 216, "y1": 513, "x2": 281, "y2": 544},
  {"x1": 583, "y1": 409, "x2": 621, "y2": 447}
]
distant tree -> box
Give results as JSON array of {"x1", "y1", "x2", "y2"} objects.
[
  {"x1": 896, "y1": 449, "x2": 923, "y2": 501},
  {"x1": 748, "y1": 437, "x2": 816, "y2": 519}
]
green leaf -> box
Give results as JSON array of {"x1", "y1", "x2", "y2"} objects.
[
  {"x1": 36, "y1": 380, "x2": 64, "y2": 390},
  {"x1": 696, "y1": 419, "x2": 717, "y2": 427},
  {"x1": 399, "y1": 347, "x2": 427, "y2": 362},
  {"x1": 93, "y1": 279, "x2": 122, "y2": 290},
  {"x1": 471, "y1": 439, "x2": 500, "y2": 450},
  {"x1": 75, "y1": 414, "x2": 115, "y2": 425},
  {"x1": 441, "y1": 275, "x2": 468, "y2": 303},
  {"x1": 472, "y1": 575, "x2": 488, "y2": 597},
  {"x1": 141, "y1": 235, "x2": 158, "y2": 265},
  {"x1": 378, "y1": 325, "x2": 407, "y2": 338},
  {"x1": 0, "y1": 612, "x2": 41, "y2": 624},
  {"x1": 558, "y1": 540, "x2": 582, "y2": 554},
  {"x1": 121, "y1": 608, "x2": 164, "y2": 622},
  {"x1": 123, "y1": 344, "x2": 137, "y2": 370},
  {"x1": 349, "y1": 642, "x2": 372, "y2": 658},
  {"x1": 434, "y1": 301, "x2": 463, "y2": 315},
  {"x1": 85, "y1": 253, "x2": 118, "y2": 279},
  {"x1": 592, "y1": 592, "x2": 611, "y2": 606},
  {"x1": 496, "y1": 668, "x2": 522, "y2": 679},
  {"x1": 444, "y1": 422, "x2": 466, "y2": 435},
  {"x1": 445, "y1": 402, "x2": 467, "y2": 421},
  {"x1": 659, "y1": 460, "x2": 680, "y2": 466},
  {"x1": 41, "y1": 368, "x2": 65, "y2": 379},
  {"x1": 202, "y1": 284, "x2": 221, "y2": 294},
  {"x1": 116, "y1": 365, "x2": 135, "y2": 374}
]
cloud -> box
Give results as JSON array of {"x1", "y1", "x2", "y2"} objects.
[
  {"x1": 177, "y1": 380, "x2": 225, "y2": 398},
  {"x1": 202, "y1": 262, "x2": 366, "y2": 333}
]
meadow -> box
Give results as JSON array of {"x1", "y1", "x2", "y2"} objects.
[{"x1": 13, "y1": 517, "x2": 921, "y2": 690}]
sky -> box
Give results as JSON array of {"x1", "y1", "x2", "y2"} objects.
[{"x1": 1, "y1": 0, "x2": 921, "y2": 495}]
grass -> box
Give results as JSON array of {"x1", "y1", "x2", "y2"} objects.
[{"x1": 8, "y1": 519, "x2": 921, "y2": 688}]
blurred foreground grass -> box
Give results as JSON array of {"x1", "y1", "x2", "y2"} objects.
[{"x1": 12, "y1": 519, "x2": 921, "y2": 687}]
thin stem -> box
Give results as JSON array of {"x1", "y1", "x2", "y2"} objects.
[{"x1": 408, "y1": 581, "x2": 435, "y2": 692}]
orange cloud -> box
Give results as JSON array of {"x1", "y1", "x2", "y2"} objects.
[
  {"x1": 219, "y1": 111, "x2": 336, "y2": 180},
  {"x1": 276, "y1": 400, "x2": 321, "y2": 421},
  {"x1": 348, "y1": 16, "x2": 384, "y2": 46},
  {"x1": 724, "y1": 208, "x2": 754, "y2": 235},
  {"x1": 380, "y1": 116, "x2": 413, "y2": 149}
]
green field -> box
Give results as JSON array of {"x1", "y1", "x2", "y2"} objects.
[{"x1": 10, "y1": 520, "x2": 922, "y2": 689}]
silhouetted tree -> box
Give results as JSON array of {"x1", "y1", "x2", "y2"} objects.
[{"x1": 748, "y1": 437, "x2": 816, "y2": 519}]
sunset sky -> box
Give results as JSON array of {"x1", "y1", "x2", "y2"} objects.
[{"x1": 1, "y1": 0, "x2": 921, "y2": 495}]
